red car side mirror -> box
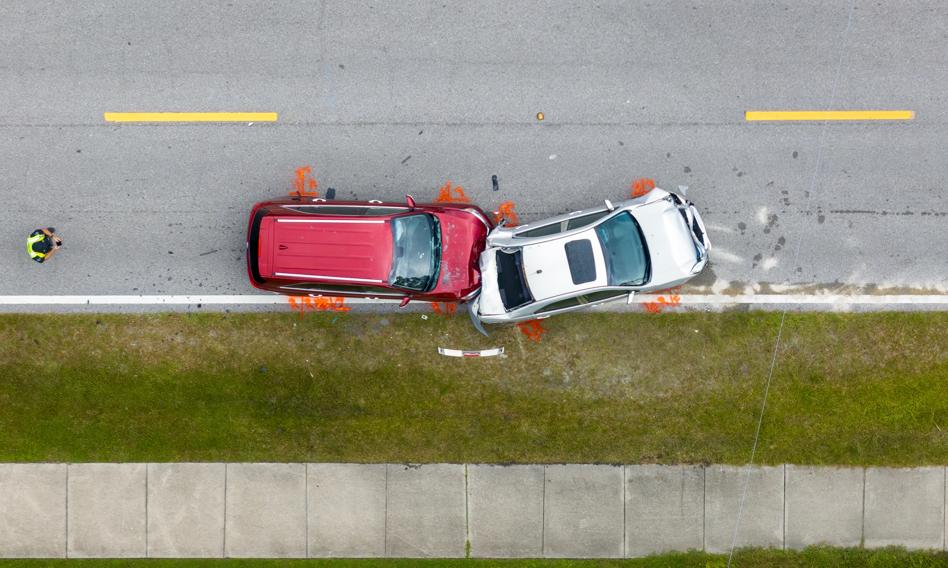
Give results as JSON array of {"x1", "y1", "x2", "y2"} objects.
[
  {"x1": 399, "y1": 297, "x2": 411, "y2": 308},
  {"x1": 406, "y1": 194, "x2": 416, "y2": 209}
]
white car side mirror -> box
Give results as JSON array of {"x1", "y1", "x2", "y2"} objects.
[
  {"x1": 627, "y1": 290, "x2": 636, "y2": 304},
  {"x1": 604, "y1": 199, "x2": 615, "y2": 211}
]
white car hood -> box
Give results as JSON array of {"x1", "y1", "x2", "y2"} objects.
[{"x1": 632, "y1": 200, "x2": 698, "y2": 284}]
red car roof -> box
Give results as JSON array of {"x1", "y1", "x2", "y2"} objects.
[{"x1": 259, "y1": 216, "x2": 393, "y2": 283}]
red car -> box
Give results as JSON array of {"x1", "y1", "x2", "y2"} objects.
[{"x1": 246, "y1": 196, "x2": 492, "y2": 303}]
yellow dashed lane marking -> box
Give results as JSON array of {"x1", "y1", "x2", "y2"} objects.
[
  {"x1": 104, "y1": 112, "x2": 278, "y2": 122},
  {"x1": 745, "y1": 110, "x2": 914, "y2": 121}
]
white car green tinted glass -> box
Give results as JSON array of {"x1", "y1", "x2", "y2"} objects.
[
  {"x1": 535, "y1": 289, "x2": 625, "y2": 314},
  {"x1": 536, "y1": 296, "x2": 582, "y2": 313},
  {"x1": 514, "y1": 209, "x2": 608, "y2": 237},
  {"x1": 581, "y1": 290, "x2": 626, "y2": 303},
  {"x1": 566, "y1": 210, "x2": 608, "y2": 230},
  {"x1": 515, "y1": 223, "x2": 562, "y2": 238}
]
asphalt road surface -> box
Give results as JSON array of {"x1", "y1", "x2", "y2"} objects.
[{"x1": 1, "y1": 1, "x2": 945, "y2": 303}]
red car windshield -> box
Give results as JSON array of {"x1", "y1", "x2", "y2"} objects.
[{"x1": 389, "y1": 213, "x2": 441, "y2": 292}]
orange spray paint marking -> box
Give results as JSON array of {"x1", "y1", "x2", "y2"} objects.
[
  {"x1": 435, "y1": 181, "x2": 470, "y2": 203},
  {"x1": 290, "y1": 166, "x2": 319, "y2": 198},
  {"x1": 642, "y1": 286, "x2": 682, "y2": 314},
  {"x1": 631, "y1": 178, "x2": 655, "y2": 198},
  {"x1": 429, "y1": 302, "x2": 458, "y2": 315},
  {"x1": 516, "y1": 319, "x2": 547, "y2": 342},
  {"x1": 493, "y1": 201, "x2": 520, "y2": 227},
  {"x1": 287, "y1": 295, "x2": 350, "y2": 317},
  {"x1": 642, "y1": 300, "x2": 663, "y2": 314}
]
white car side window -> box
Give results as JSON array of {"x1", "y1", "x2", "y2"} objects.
[
  {"x1": 536, "y1": 295, "x2": 583, "y2": 314},
  {"x1": 515, "y1": 223, "x2": 562, "y2": 238},
  {"x1": 581, "y1": 290, "x2": 627, "y2": 304},
  {"x1": 566, "y1": 210, "x2": 608, "y2": 230}
]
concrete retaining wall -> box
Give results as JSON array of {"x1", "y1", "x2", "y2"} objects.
[{"x1": 0, "y1": 463, "x2": 944, "y2": 558}]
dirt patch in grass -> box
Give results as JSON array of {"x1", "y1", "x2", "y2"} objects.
[{"x1": 0, "y1": 312, "x2": 944, "y2": 464}]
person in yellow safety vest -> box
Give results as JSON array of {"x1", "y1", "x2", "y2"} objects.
[{"x1": 27, "y1": 227, "x2": 63, "y2": 263}]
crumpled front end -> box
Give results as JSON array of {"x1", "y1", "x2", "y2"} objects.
[{"x1": 633, "y1": 193, "x2": 711, "y2": 287}]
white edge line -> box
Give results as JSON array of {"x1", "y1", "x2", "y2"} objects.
[
  {"x1": 670, "y1": 294, "x2": 948, "y2": 305},
  {"x1": 0, "y1": 294, "x2": 944, "y2": 305}
]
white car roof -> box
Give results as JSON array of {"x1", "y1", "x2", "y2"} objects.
[{"x1": 520, "y1": 228, "x2": 607, "y2": 301}]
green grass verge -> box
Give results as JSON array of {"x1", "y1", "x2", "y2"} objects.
[
  {"x1": 0, "y1": 547, "x2": 945, "y2": 567},
  {"x1": 0, "y1": 312, "x2": 945, "y2": 464}
]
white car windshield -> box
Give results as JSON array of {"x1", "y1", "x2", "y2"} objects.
[{"x1": 594, "y1": 212, "x2": 649, "y2": 286}]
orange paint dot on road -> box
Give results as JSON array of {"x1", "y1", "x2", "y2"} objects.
[
  {"x1": 435, "y1": 181, "x2": 470, "y2": 203},
  {"x1": 631, "y1": 178, "x2": 655, "y2": 198},
  {"x1": 430, "y1": 302, "x2": 458, "y2": 315},
  {"x1": 290, "y1": 166, "x2": 319, "y2": 197},
  {"x1": 288, "y1": 295, "x2": 350, "y2": 317},
  {"x1": 642, "y1": 286, "x2": 682, "y2": 314},
  {"x1": 493, "y1": 201, "x2": 520, "y2": 227}
]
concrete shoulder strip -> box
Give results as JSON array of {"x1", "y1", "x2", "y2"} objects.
[
  {"x1": 385, "y1": 464, "x2": 466, "y2": 558},
  {"x1": 147, "y1": 463, "x2": 225, "y2": 558},
  {"x1": 307, "y1": 463, "x2": 386, "y2": 557},
  {"x1": 864, "y1": 467, "x2": 945, "y2": 550},
  {"x1": 224, "y1": 463, "x2": 306, "y2": 558},
  {"x1": 784, "y1": 465, "x2": 863, "y2": 549},
  {"x1": 67, "y1": 463, "x2": 146, "y2": 558},
  {"x1": 625, "y1": 464, "x2": 704, "y2": 557},
  {"x1": 0, "y1": 464, "x2": 67, "y2": 558},
  {"x1": 467, "y1": 464, "x2": 544, "y2": 558},
  {"x1": 4, "y1": 463, "x2": 948, "y2": 558},
  {"x1": 704, "y1": 465, "x2": 784, "y2": 553},
  {"x1": 543, "y1": 464, "x2": 624, "y2": 558}
]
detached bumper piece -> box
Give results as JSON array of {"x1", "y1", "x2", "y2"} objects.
[{"x1": 438, "y1": 346, "x2": 505, "y2": 358}]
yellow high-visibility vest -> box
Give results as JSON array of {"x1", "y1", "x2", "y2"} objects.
[{"x1": 27, "y1": 233, "x2": 48, "y2": 260}]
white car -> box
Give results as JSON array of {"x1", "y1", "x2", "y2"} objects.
[{"x1": 469, "y1": 188, "x2": 709, "y2": 328}]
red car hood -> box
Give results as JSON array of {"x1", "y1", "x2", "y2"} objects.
[{"x1": 429, "y1": 210, "x2": 488, "y2": 297}]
